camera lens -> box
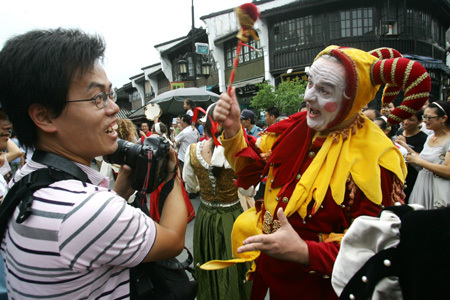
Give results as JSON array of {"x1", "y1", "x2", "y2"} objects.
[{"x1": 103, "y1": 138, "x2": 142, "y2": 168}]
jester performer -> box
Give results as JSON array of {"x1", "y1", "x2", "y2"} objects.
[{"x1": 204, "y1": 46, "x2": 431, "y2": 299}]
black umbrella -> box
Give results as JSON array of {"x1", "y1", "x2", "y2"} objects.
[{"x1": 149, "y1": 87, "x2": 219, "y2": 116}]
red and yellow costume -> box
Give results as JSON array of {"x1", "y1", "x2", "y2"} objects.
[{"x1": 201, "y1": 46, "x2": 430, "y2": 300}]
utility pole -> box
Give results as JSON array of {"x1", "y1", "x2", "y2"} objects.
[{"x1": 192, "y1": 0, "x2": 197, "y2": 87}]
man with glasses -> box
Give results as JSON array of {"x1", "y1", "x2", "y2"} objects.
[{"x1": 0, "y1": 28, "x2": 187, "y2": 299}]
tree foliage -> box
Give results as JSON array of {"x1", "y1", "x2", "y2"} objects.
[{"x1": 250, "y1": 78, "x2": 306, "y2": 115}]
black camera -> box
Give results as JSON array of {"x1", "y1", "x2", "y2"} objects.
[{"x1": 103, "y1": 136, "x2": 170, "y2": 193}]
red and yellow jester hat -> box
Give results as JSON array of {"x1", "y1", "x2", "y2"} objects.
[{"x1": 314, "y1": 46, "x2": 431, "y2": 129}]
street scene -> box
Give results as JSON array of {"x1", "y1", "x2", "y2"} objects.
[{"x1": 0, "y1": 0, "x2": 449, "y2": 299}]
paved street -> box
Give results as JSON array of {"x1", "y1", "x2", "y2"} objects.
[{"x1": 177, "y1": 195, "x2": 199, "y2": 268}]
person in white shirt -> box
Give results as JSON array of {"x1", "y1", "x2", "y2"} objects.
[{"x1": 175, "y1": 114, "x2": 199, "y2": 175}]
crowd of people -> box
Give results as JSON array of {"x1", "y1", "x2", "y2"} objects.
[{"x1": 0, "y1": 27, "x2": 448, "y2": 300}]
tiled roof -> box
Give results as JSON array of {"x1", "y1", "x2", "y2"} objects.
[{"x1": 117, "y1": 108, "x2": 132, "y2": 119}]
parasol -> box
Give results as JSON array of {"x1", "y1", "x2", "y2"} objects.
[{"x1": 149, "y1": 87, "x2": 219, "y2": 116}]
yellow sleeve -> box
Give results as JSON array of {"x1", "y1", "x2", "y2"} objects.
[
  {"x1": 220, "y1": 127, "x2": 280, "y2": 173},
  {"x1": 220, "y1": 127, "x2": 252, "y2": 173}
]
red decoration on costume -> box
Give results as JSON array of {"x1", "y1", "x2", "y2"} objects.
[
  {"x1": 227, "y1": 3, "x2": 260, "y2": 95},
  {"x1": 239, "y1": 3, "x2": 260, "y2": 21},
  {"x1": 192, "y1": 107, "x2": 221, "y2": 147},
  {"x1": 323, "y1": 48, "x2": 357, "y2": 129},
  {"x1": 369, "y1": 48, "x2": 403, "y2": 109},
  {"x1": 371, "y1": 58, "x2": 431, "y2": 125}
]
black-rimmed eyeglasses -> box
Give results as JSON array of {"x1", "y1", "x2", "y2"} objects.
[
  {"x1": 423, "y1": 115, "x2": 439, "y2": 121},
  {"x1": 67, "y1": 91, "x2": 116, "y2": 109}
]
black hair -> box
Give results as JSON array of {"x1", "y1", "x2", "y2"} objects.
[
  {"x1": 181, "y1": 114, "x2": 192, "y2": 124},
  {"x1": 184, "y1": 99, "x2": 195, "y2": 109},
  {"x1": 375, "y1": 117, "x2": 398, "y2": 139},
  {"x1": 0, "y1": 28, "x2": 106, "y2": 149},
  {"x1": 299, "y1": 101, "x2": 307, "y2": 110},
  {"x1": 152, "y1": 122, "x2": 168, "y2": 135},
  {"x1": 428, "y1": 100, "x2": 450, "y2": 126},
  {"x1": 413, "y1": 109, "x2": 424, "y2": 122},
  {"x1": 363, "y1": 108, "x2": 381, "y2": 119},
  {"x1": 265, "y1": 107, "x2": 280, "y2": 118}
]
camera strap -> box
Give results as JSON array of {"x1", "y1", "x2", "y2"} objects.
[
  {"x1": 0, "y1": 151, "x2": 91, "y2": 241},
  {"x1": 32, "y1": 150, "x2": 90, "y2": 182}
]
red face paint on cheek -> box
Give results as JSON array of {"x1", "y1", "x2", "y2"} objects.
[{"x1": 324, "y1": 102, "x2": 338, "y2": 113}]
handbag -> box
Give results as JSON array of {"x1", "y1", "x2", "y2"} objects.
[
  {"x1": 130, "y1": 247, "x2": 198, "y2": 300},
  {"x1": 432, "y1": 138, "x2": 450, "y2": 208},
  {"x1": 129, "y1": 180, "x2": 198, "y2": 300}
]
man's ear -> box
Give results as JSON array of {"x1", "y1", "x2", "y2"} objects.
[{"x1": 28, "y1": 103, "x2": 57, "y2": 133}]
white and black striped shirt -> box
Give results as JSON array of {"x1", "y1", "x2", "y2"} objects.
[{"x1": 1, "y1": 160, "x2": 156, "y2": 299}]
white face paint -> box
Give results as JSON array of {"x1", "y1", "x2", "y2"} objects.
[{"x1": 304, "y1": 57, "x2": 346, "y2": 132}]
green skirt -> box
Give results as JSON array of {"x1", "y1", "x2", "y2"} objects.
[{"x1": 193, "y1": 201, "x2": 252, "y2": 300}]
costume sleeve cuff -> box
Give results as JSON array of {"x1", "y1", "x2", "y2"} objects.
[{"x1": 302, "y1": 240, "x2": 340, "y2": 277}]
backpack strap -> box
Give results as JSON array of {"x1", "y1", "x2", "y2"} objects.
[{"x1": 0, "y1": 151, "x2": 91, "y2": 241}]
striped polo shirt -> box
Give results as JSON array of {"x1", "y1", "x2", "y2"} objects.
[{"x1": 1, "y1": 159, "x2": 156, "y2": 299}]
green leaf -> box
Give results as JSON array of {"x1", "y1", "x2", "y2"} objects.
[{"x1": 250, "y1": 78, "x2": 306, "y2": 115}]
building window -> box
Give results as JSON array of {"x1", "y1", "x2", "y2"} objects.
[
  {"x1": 273, "y1": 15, "x2": 323, "y2": 51},
  {"x1": 406, "y1": 9, "x2": 440, "y2": 43},
  {"x1": 417, "y1": 11, "x2": 431, "y2": 39},
  {"x1": 406, "y1": 9, "x2": 414, "y2": 35},
  {"x1": 329, "y1": 7, "x2": 373, "y2": 39},
  {"x1": 225, "y1": 39, "x2": 263, "y2": 69},
  {"x1": 130, "y1": 90, "x2": 140, "y2": 102}
]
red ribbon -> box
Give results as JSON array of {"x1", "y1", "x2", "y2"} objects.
[{"x1": 192, "y1": 107, "x2": 221, "y2": 147}]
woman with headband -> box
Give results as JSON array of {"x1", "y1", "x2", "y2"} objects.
[{"x1": 404, "y1": 100, "x2": 450, "y2": 209}]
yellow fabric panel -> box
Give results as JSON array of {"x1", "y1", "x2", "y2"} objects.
[
  {"x1": 285, "y1": 116, "x2": 406, "y2": 219},
  {"x1": 201, "y1": 206, "x2": 262, "y2": 270}
]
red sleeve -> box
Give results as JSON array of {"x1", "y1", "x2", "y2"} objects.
[
  {"x1": 302, "y1": 167, "x2": 396, "y2": 276},
  {"x1": 303, "y1": 240, "x2": 340, "y2": 276}
]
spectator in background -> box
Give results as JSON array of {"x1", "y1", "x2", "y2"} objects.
[
  {"x1": 0, "y1": 104, "x2": 13, "y2": 300},
  {"x1": 420, "y1": 95, "x2": 435, "y2": 136},
  {"x1": 100, "y1": 118, "x2": 139, "y2": 182},
  {"x1": 374, "y1": 116, "x2": 408, "y2": 157},
  {"x1": 118, "y1": 118, "x2": 139, "y2": 143},
  {"x1": 276, "y1": 114, "x2": 288, "y2": 122},
  {"x1": 151, "y1": 122, "x2": 172, "y2": 146},
  {"x1": 9, "y1": 132, "x2": 24, "y2": 177},
  {"x1": 240, "y1": 109, "x2": 262, "y2": 138},
  {"x1": 406, "y1": 101, "x2": 450, "y2": 209},
  {"x1": 381, "y1": 102, "x2": 395, "y2": 116},
  {"x1": 299, "y1": 101, "x2": 307, "y2": 112},
  {"x1": 264, "y1": 107, "x2": 280, "y2": 128},
  {"x1": 184, "y1": 99, "x2": 195, "y2": 116},
  {"x1": 0, "y1": 139, "x2": 23, "y2": 182},
  {"x1": 175, "y1": 114, "x2": 199, "y2": 174},
  {"x1": 363, "y1": 107, "x2": 381, "y2": 121},
  {"x1": 395, "y1": 110, "x2": 428, "y2": 202},
  {"x1": 139, "y1": 121, "x2": 152, "y2": 144}
]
